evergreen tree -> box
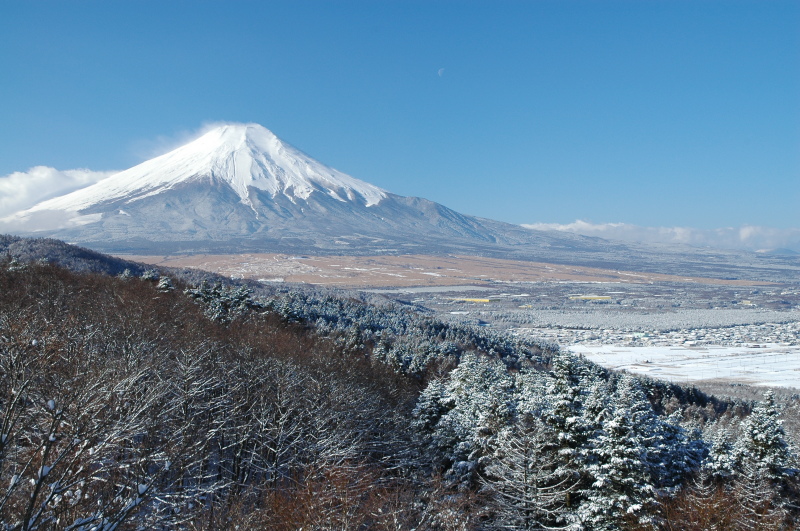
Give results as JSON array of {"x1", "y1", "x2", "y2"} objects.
[
  {"x1": 544, "y1": 353, "x2": 591, "y2": 465},
  {"x1": 412, "y1": 353, "x2": 515, "y2": 489},
  {"x1": 483, "y1": 416, "x2": 579, "y2": 530},
  {"x1": 733, "y1": 389, "x2": 795, "y2": 483},
  {"x1": 578, "y1": 376, "x2": 657, "y2": 530},
  {"x1": 704, "y1": 428, "x2": 736, "y2": 481},
  {"x1": 647, "y1": 410, "x2": 706, "y2": 489}
]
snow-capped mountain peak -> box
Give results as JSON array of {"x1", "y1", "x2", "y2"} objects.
[
  {"x1": 2, "y1": 122, "x2": 536, "y2": 257},
  {"x1": 23, "y1": 122, "x2": 387, "y2": 214}
]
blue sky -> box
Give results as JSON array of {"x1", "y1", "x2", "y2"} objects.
[{"x1": 1, "y1": 1, "x2": 798, "y2": 237}]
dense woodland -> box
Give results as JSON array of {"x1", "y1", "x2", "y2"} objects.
[{"x1": 0, "y1": 239, "x2": 798, "y2": 530}]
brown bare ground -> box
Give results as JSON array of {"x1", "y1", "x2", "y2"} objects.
[{"x1": 118, "y1": 253, "x2": 774, "y2": 288}]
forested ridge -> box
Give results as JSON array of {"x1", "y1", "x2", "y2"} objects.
[{"x1": 0, "y1": 247, "x2": 798, "y2": 529}]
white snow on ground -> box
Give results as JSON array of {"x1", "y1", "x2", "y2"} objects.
[{"x1": 570, "y1": 344, "x2": 800, "y2": 388}]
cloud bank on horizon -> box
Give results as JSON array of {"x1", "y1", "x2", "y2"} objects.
[
  {"x1": 524, "y1": 220, "x2": 800, "y2": 253},
  {"x1": 0, "y1": 167, "x2": 116, "y2": 218}
]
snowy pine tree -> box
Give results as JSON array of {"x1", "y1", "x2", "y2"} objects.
[
  {"x1": 578, "y1": 376, "x2": 657, "y2": 530},
  {"x1": 412, "y1": 353, "x2": 515, "y2": 489},
  {"x1": 704, "y1": 428, "x2": 737, "y2": 481},
  {"x1": 544, "y1": 353, "x2": 592, "y2": 467},
  {"x1": 482, "y1": 416, "x2": 579, "y2": 530},
  {"x1": 733, "y1": 389, "x2": 795, "y2": 483}
]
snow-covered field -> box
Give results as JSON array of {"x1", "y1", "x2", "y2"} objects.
[{"x1": 570, "y1": 343, "x2": 800, "y2": 389}]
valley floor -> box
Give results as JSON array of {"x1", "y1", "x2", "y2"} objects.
[
  {"x1": 122, "y1": 252, "x2": 800, "y2": 389},
  {"x1": 120, "y1": 252, "x2": 775, "y2": 287}
]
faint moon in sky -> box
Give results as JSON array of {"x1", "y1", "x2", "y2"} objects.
[{"x1": 437, "y1": 68, "x2": 445, "y2": 77}]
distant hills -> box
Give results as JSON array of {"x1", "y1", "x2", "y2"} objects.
[{"x1": 2, "y1": 123, "x2": 798, "y2": 283}]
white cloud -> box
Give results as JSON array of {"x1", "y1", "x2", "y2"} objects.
[
  {"x1": 522, "y1": 220, "x2": 800, "y2": 253},
  {"x1": 0, "y1": 166, "x2": 116, "y2": 217}
]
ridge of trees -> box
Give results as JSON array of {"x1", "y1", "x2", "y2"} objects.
[{"x1": 0, "y1": 242, "x2": 797, "y2": 529}]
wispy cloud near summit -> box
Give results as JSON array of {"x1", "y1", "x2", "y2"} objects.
[{"x1": 522, "y1": 220, "x2": 800, "y2": 253}]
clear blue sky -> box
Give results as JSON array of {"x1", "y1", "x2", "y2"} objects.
[{"x1": 1, "y1": 0, "x2": 798, "y2": 229}]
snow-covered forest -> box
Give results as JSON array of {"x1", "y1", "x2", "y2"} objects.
[{"x1": 0, "y1": 247, "x2": 798, "y2": 529}]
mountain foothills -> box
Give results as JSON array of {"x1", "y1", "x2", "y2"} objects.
[
  {"x1": 0, "y1": 242, "x2": 798, "y2": 529},
  {"x1": 2, "y1": 123, "x2": 799, "y2": 282}
]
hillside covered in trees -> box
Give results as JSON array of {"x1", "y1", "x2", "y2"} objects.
[{"x1": 0, "y1": 239, "x2": 798, "y2": 530}]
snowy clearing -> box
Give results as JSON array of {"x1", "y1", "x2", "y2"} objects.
[{"x1": 570, "y1": 343, "x2": 800, "y2": 389}]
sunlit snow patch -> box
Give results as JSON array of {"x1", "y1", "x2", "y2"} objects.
[{"x1": 570, "y1": 344, "x2": 800, "y2": 388}]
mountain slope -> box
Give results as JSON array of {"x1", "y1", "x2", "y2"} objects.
[
  {"x1": 3, "y1": 123, "x2": 798, "y2": 282},
  {"x1": 2, "y1": 123, "x2": 586, "y2": 253}
]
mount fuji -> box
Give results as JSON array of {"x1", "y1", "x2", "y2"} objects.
[
  {"x1": 2, "y1": 123, "x2": 596, "y2": 256},
  {"x1": 3, "y1": 123, "x2": 798, "y2": 282}
]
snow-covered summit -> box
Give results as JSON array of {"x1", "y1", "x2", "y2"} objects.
[
  {"x1": 1, "y1": 122, "x2": 583, "y2": 260},
  {"x1": 22, "y1": 123, "x2": 387, "y2": 214}
]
